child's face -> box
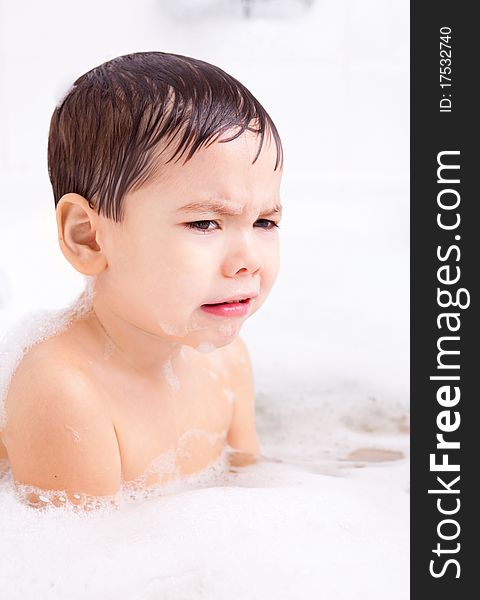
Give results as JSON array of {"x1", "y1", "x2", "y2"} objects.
[{"x1": 95, "y1": 131, "x2": 282, "y2": 350}]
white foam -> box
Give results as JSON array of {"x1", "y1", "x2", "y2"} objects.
[
  {"x1": 178, "y1": 428, "x2": 227, "y2": 448},
  {"x1": 0, "y1": 276, "x2": 96, "y2": 430},
  {"x1": 0, "y1": 384, "x2": 409, "y2": 600},
  {"x1": 179, "y1": 345, "x2": 189, "y2": 360},
  {"x1": 121, "y1": 443, "x2": 230, "y2": 504},
  {"x1": 158, "y1": 320, "x2": 183, "y2": 336},
  {"x1": 102, "y1": 337, "x2": 116, "y2": 360},
  {"x1": 0, "y1": 440, "x2": 231, "y2": 513},
  {"x1": 161, "y1": 358, "x2": 180, "y2": 393},
  {"x1": 54, "y1": 79, "x2": 76, "y2": 109},
  {"x1": 106, "y1": 431, "x2": 229, "y2": 506},
  {"x1": 195, "y1": 342, "x2": 217, "y2": 353},
  {"x1": 218, "y1": 322, "x2": 236, "y2": 337},
  {"x1": 0, "y1": 269, "x2": 12, "y2": 309},
  {"x1": 64, "y1": 425, "x2": 82, "y2": 442},
  {"x1": 222, "y1": 388, "x2": 236, "y2": 405}
]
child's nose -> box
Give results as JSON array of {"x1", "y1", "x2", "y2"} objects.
[{"x1": 222, "y1": 231, "x2": 263, "y2": 277}]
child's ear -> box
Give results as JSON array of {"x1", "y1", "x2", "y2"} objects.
[{"x1": 56, "y1": 193, "x2": 108, "y2": 275}]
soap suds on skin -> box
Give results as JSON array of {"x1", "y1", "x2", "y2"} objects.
[
  {"x1": 195, "y1": 343, "x2": 217, "y2": 354},
  {"x1": 222, "y1": 389, "x2": 236, "y2": 405},
  {"x1": 7, "y1": 431, "x2": 231, "y2": 511},
  {"x1": 158, "y1": 317, "x2": 209, "y2": 338},
  {"x1": 158, "y1": 321, "x2": 183, "y2": 336},
  {"x1": 0, "y1": 275, "x2": 97, "y2": 430},
  {"x1": 162, "y1": 359, "x2": 180, "y2": 393},
  {"x1": 64, "y1": 425, "x2": 81, "y2": 442},
  {"x1": 219, "y1": 323, "x2": 236, "y2": 337},
  {"x1": 103, "y1": 338, "x2": 115, "y2": 361},
  {"x1": 178, "y1": 428, "x2": 227, "y2": 447}
]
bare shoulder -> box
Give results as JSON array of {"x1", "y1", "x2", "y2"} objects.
[
  {"x1": 2, "y1": 336, "x2": 121, "y2": 500},
  {"x1": 4, "y1": 333, "x2": 94, "y2": 415}
]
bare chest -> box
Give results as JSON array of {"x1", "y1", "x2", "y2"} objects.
[{"x1": 103, "y1": 356, "x2": 234, "y2": 487}]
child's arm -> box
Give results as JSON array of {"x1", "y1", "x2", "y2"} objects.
[
  {"x1": 225, "y1": 336, "x2": 261, "y2": 460},
  {"x1": 3, "y1": 359, "x2": 122, "y2": 509}
]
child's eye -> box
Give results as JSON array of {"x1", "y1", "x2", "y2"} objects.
[
  {"x1": 184, "y1": 219, "x2": 280, "y2": 233},
  {"x1": 255, "y1": 219, "x2": 280, "y2": 230},
  {"x1": 185, "y1": 220, "x2": 217, "y2": 232}
]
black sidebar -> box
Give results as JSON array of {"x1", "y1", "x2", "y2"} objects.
[{"x1": 411, "y1": 3, "x2": 478, "y2": 598}]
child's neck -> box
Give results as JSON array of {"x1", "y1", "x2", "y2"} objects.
[{"x1": 89, "y1": 298, "x2": 189, "y2": 386}]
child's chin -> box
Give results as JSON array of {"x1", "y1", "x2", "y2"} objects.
[{"x1": 188, "y1": 326, "x2": 241, "y2": 353}]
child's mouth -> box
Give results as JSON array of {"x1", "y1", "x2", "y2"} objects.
[
  {"x1": 201, "y1": 298, "x2": 251, "y2": 317},
  {"x1": 203, "y1": 298, "x2": 249, "y2": 306}
]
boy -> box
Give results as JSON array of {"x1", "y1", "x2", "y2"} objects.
[{"x1": 0, "y1": 51, "x2": 283, "y2": 508}]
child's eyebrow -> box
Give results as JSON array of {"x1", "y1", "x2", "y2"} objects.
[{"x1": 174, "y1": 200, "x2": 282, "y2": 217}]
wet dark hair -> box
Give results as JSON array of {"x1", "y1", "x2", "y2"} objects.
[{"x1": 48, "y1": 51, "x2": 283, "y2": 222}]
